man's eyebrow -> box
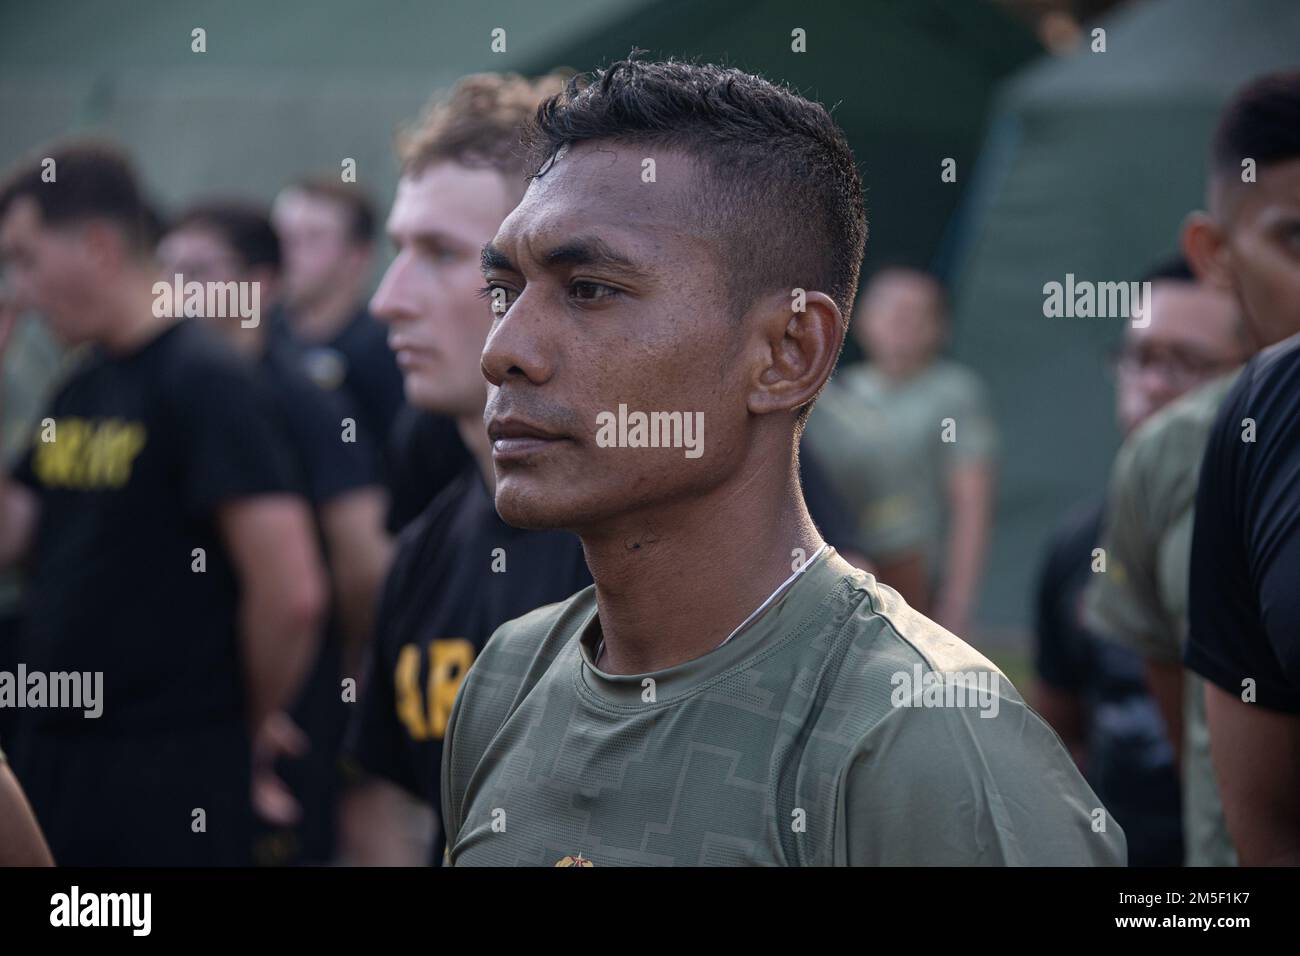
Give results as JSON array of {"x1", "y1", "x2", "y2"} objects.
[
  {"x1": 482, "y1": 235, "x2": 653, "y2": 280},
  {"x1": 391, "y1": 226, "x2": 467, "y2": 249},
  {"x1": 481, "y1": 242, "x2": 515, "y2": 274},
  {"x1": 540, "y1": 236, "x2": 629, "y2": 268}
]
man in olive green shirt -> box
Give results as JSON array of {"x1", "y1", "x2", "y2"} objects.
[
  {"x1": 448, "y1": 60, "x2": 1124, "y2": 866},
  {"x1": 1085, "y1": 371, "x2": 1242, "y2": 866},
  {"x1": 445, "y1": 547, "x2": 1125, "y2": 865},
  {"x1": 805, "y1": 269, "x2": 998, "y2": 634}
]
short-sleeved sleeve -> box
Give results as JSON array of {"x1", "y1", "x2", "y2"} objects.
[
  {"x1": 279, "y1": 378, "x2": 378, "y2": 506},
  {"x1": 168, "y1": 357, "x2": 297, "y2": 516},
  {"x1": 944, "y1": 366, "x2": 999, "y2": 464},
  {"x1": 347, "y1": 571, "x2": 421, "y2": 797},
  {"x1": 1084, "y1": 435, "x2": 1181, "y2": 661},
  {"x1": 1185, "y1": 346, "x2": 1300, "y2": 713},
  {"x1": 836, "y1": 693, "x2": 1126, "y2": 865}
]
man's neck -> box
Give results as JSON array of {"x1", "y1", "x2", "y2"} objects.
[
  {"x1": 100, "y1": 274, "x2": 179, "y2": 355},
  {"x1": 289, "y1": 284, "x2": 360, "y2": 344},
  {"x1": 456, "y1": 408, "x2": 494, "y2": 495},
  {"x1": 579, "y1": 459, "x2": 823, "y2": 676},
  {"x1": 873, "y1": 356, "x2": 932, "y2": 384},
  {"x1": 226, "y1": 323, "x2": 269, "y2": 362}
]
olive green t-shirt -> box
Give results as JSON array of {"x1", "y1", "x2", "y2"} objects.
[
  {"x1": 443, "y1": 549, "x2": 1125, "y2": 866},
  {"x1": 1083, "y1": 372, "x2": 1241, "y2": 867},
  {"x1": 804, "y1": 359, "x2": 998, "y2": 563}
]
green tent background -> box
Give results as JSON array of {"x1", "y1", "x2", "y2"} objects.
[
  {"x1": 0, "y1": 0, "x2": 1033, "y2": 278},
  {"x1": 945, "y1": 0, "x2": 1300, "y2": 642},
  {"x1": 0, "y1": 0, "x2": 1037, "y2": 623},
  {"x1": 8, "y1": 1, "x2": 1294, "y2": 646}
]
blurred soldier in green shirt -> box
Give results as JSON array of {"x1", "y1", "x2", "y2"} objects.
[{"x1": 806, "y1": 268, "x2": 998, "y2": 634}]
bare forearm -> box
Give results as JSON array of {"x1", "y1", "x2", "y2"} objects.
[
  {"x1": 220, "y1": 497, "x2": 328, "y2": 727},
  {"x1": 324, "y1": 491, "x2": 394, "y2": 674},
  {"x1": 0, "y1": 764, "x2": 54, "y2": 866},
  {"x1": 0, "y1": 479, "x2": 38, "y2": 571},
  {"x1": 940, "y1": 464, "x2": 994, "y2": 623},
  {"x1": 340, "y1": 780, "x2": 434, "y2": 866},
  {"x1": 239, "y1": 587, "x2": 322, "y2": 727},
  {"x1": 1205, "y1": 682, "x2": 1300, "y2": 865},
  {"x1": 1144, "y1": 657, "x2": 1184, "y2": 769}
]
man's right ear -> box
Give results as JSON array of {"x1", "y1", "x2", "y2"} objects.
[{"x1": 1181, "y1": 212, "x2": 1233, "y2": 291}]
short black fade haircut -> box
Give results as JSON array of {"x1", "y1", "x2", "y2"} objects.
[
  {"x1": 169, "y1": 201, "x2": 281, "y2": 272},
  {"x1": 522, "y1": 57, "x2": 868, "y2": 324},
  {"x1": 1213, "y1": 69, "x2": 1300, "y2": 178},
  {"x1": 0, "y1": 140, "x2": 156, "y2": 254}
]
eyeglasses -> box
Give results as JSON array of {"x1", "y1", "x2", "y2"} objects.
[{"x1": 1105, "y1": 345, "x2": 1235, "y2": 390}]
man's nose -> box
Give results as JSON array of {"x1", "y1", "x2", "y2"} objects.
[
  {"x1": 480, "y1": 293, "x2": 553, "y2": 388},
  {"x1": 370, "y1": 254, "x2": 414, "y2": 325}
]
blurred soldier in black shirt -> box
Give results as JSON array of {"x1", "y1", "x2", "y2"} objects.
[
  {"x1": 270, "y1": 177, "x2": 470, "y2": 521},
  {"x1": 0, "y1": 143, "x2": 325, "y2": 865},
  {"x1": 342, "y1": 72, "x2": 592, "y2": 866},
  {"x1": 159, "y1": 201, "x2": 393, "y2": 863},
  {"x1": 1181, "y1": 70, "x2": 1300, "y2": 865}
]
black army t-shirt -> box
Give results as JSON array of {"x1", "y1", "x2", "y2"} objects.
[
  {"x1": 349, "y1": 463, "x2": 591, "y2": 863},
  {"x1": 1186, "y1": 333, "x2": 1300, "y2": 712},
  {"x1": 9, "y1": 319, "x2": 296, "y2": 864},
  {"x1": 260, "y1": 338, "x2": 376, "y2": 507},
  {"x1": 270, "y1": 306, "x2": 403, "y2": 476},
  {"x1": 385, "y1": 405, "x2": 473, "y2": 533},
  {"x1": 13, "y1": 318, "x2": 296, "y2": 732}
]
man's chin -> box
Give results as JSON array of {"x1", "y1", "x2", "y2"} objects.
[
  {"x1": 405, "y1": 380, "x2": 464, "y2": 415},
  {"x1": 493, "y1": 477, "x2": 578, "y2": 531}
]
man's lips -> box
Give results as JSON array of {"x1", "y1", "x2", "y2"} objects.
[
  {"x1": 388, "y1": 333, "x2": 435, "y2": 359},
  {"x1": 487, "y1": 417, "x2": 571, "y2": 461}
]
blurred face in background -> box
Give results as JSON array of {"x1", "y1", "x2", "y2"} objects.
[
  {"x1": 272, "y1": 189, "x2": 370, "y2": 310},
  {"x1": 0, "y1": 196, "x2": 119, "y2": 346},
  {"x1": 853, "y1": 270, "x2": 945, "y2": 379},
  {"x1": 157, "y1": 225, "x2": 241, "y2": 286},
  {"x1": 1201, "y1": 158, "x2": 1300, "y2": 348},
  {"x1": 157, "y1": 224, "x2": 275, "y2": 353},
  {"x1": 370, "y1": 161, "x2": 514, "y2": 417},
  {"x1": 1114, "y1": 279, "x2": 1245, "y2": 434}
]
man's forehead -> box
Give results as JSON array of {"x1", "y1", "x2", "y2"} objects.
[
  {"x1": 274, "y1": 190, "x2": 345, "y2": 230},
  {"x1": 389, "y1": 164, "x2": 508, "y2": 239},
  {"x1": 161, "y1": 225, "x2": 229, "y2": 255},
  {"x1": 0, "y1": 197, "x2": 44, "y2": 247},
  {"x1": 1251, "y1": 160, "x2": 1300, "y2": 217},
  {"x1": 1132, "y1": 282, "x2": 1231, "y2": 341},
  {"x1": 493, "y1": 143, "x2": 706, "y2": 263},
  {"x1": 1218, "y1": 157, "x2": 1300, "y2": 223},
  {"x1": 1146, "y1": 282, "x2": 1235, "y2": 330}
]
